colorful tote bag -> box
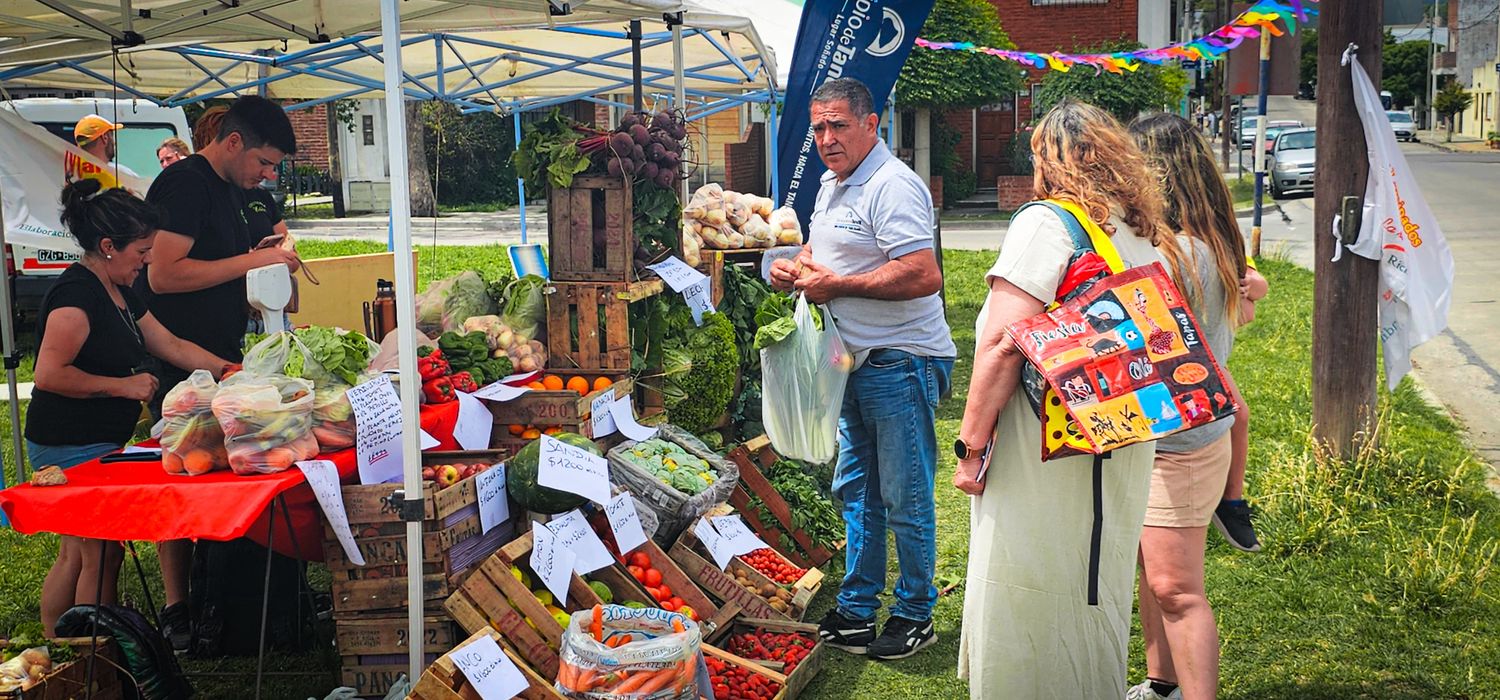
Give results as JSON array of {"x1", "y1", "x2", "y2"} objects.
[{"x1": 1008, "y1": 200, "x2": 1235, "y2": 461}]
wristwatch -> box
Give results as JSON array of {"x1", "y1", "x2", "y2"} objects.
[{"x1": 954, "y1": 438, "x2": 988, "y2": 461}]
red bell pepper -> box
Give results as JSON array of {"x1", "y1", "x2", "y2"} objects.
[
  {"x1": 418, "y1": 353, "x2": 450, "y2": 381},
  {"x1": 449, "y1": 370, "x2": 479, "y2": 393},
  {"x1": 422, "y1": 376, "x2": 456, "y2": 403}
]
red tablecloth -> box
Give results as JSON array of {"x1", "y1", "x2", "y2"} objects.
[{"x1": 0, "y1": 401, "x2": 462, "y2": 560}]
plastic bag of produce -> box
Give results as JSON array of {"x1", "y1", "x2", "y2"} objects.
[
  {"x1": 440, "y1": 270, "x2": 496, "y2": 332},
  {"x1": 0, "y1": 647, "x2": 49, "y2": 693},
  {"x1": 555, "y1": 605, "x2": 710, "y2": 699},
  {"x1": 500, "y1": 275, "x2": 548, "y2": 343},
  {"x1": 606, "y1": 426, "x2": 739, "y2": 543},
  {"x1": 680, "y1": 221, "x2": 702, "y2": 267},
  {"x1": 769, "y1": 206, "x2": 803, "y2": 246},
  {"x1": 760, "y1": 295, "x2": 852, "y2": 464},
  {"x1": 740, "y1": 215, "x2": 775, "y2": 249},
  {"x1": 160, "y1": 370, "x2": 229, "y2": 476},
  {"x1": 310, "y1": 374, "x2": 368, "y2": 452},
  {"x1": 722, "y1": 192, "x2": 752, "y2": 229},
  {"x1": 211, "y1": 373, "x2": 318, "y2": 475},
  {"x1": 242, "y1": 330, "x2": 314, "y2": 381}
]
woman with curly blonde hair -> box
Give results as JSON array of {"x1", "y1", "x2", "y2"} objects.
[{"x1": 954, "y1": 99, "x2": 1195, "y2": 698}]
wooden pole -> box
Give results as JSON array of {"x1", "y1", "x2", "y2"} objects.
[{"x1": 1312, "y1": 0, "x2": 1383, "y2": 458}]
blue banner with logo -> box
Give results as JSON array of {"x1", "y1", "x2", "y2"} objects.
[{"x1": 775, "y1": 0, "x2": 935, "y2": 225}]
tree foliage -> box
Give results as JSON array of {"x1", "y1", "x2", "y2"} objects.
[
  {"x1": 421, "y1": 103, "x2": 518, "y2": 208},
  {"x1": 1432, "y1": 82, "x2": 1472, "y2": 120},
  {"x1": 1382, "y1": 36, "x2": 1431, "y2": 108},
  {"x1": 1300, "y1": 29, "x2": 1318, "y2": 89},
  {"x1": 895, "y1": 0, "x2": 1022, "y2": 108},
  {"x1": 1034, "y1": 40, "x2": 1188, "y2": 124}
]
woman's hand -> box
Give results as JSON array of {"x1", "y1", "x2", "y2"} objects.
[
  {"x1": 114, "y1": 373, "x2": 159, "y2": 402},
  {"x1": 953, "y1": 457, "x2": 987, "y2": 496}
]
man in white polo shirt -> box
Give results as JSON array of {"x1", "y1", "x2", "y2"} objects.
[{"x1": 770, "y1": 77, "x2": 955, "y2": 661}]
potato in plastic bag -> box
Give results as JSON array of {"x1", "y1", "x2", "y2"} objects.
[{"x1": 769, "y1": 206, "x2": 804, "y2": 246}]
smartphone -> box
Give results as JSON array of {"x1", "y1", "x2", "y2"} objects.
[{"x1": 254, "y1": 234, "x2": 287, "y2": 250}]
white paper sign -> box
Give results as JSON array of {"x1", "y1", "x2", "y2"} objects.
[
  {"x1": 646, "y1": 255, "x2": 708, "y2": 292},
  {"x1": 536, "y1": 434, "x2": 611, "y2": 505},
  {"x1": 682, "y1": 278, "x2": 716, "y2": 326},
  {"x1": 606, "y1": 493, "x2": 649, "y2": 555},
  {"x1": 475, "y1": 464, "x2": 510, "y2": 534},
  {"x1": 693, "y1": 517, "x2": 735, "y2": 569},
  {"x1": 450, "y1": 633, "x2": 530, "y2": 700},
  {"x1": 454, "y1": 391, "x2": 495, "y2": 451},
  {"x1": 711, "y1": 514, "x2": 769, "y2": 557},
  {"x1": 590, "y1": 390, "x2": 617, "y2": 438},
  {"x1": 530, "y1": 521, "x2": 576, "y2": 606},
  {"x1": 296, "y1": 460, "x2": 364, "y2": 566},
  {"x1": 474, "y1": 380, "x2": 532, "y2": 403},
  {"x1": 608, "y1": 395, "x2": 658, "y2": 441},
  {"x1": 547, "y1": 509, "x2": 615, "y2": 574},
  {"x1": 760, "y1": 246, "x2": 803, "y2": 283},
  {"x1": 346, "y1": 375, "x2": 404, "y2": 484},
  {"x1": 420, "y1": 429, "x2": 440, "y2": 451}
]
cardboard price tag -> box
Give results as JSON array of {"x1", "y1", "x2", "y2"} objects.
[
  {"x1": 590, "y1": 389, "x2": 617, "y2": 438},
  {"x1": 710, "y1": 514, "x2": 769, "y2": 557},
  {"x1": 536, "y1": 434, "x2": 611, "y2": 505},
  {"x1": 346, "y1": 375, "x2": 403, "y2": 484},
  {"x1": 693, "y1": 517, "x2": 735, "y2": 570},
  {"x1": 682, "y1": 278, "x2": 715, "y2": 326}
]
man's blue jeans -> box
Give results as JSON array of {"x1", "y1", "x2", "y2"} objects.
[{"x1": 832, "y1": 348, "x2": 953, "y2": 622}]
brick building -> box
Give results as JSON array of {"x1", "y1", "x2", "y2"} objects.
[{"x1": 286, "y1": 104, "x2": 330, "y2": 172}]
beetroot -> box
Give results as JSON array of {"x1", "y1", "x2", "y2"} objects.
[
  {"x1": 641, "y1": 161, "x2": 659, "y2": 180},
  {"x1": 628, "y1": 123, "x2": 651, "y2": 146},
  {"x1": 608, "y1": 132, "x2": 633, "y2": 154}
]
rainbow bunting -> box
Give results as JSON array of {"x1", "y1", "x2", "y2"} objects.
[{"x1": 914, "y1": 0, "x2": 1316, "y2": 76}]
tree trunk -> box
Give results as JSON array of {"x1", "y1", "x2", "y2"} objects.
[
  {"x1": 1312, "y1": 0, "x2": 1383, "y2": 459},
  {"x1": 327, "y1": 101, "x2": 346, "y2": 218},
  {"x1": 405, "y1": 101, "x2": 437, "y2": 218}
]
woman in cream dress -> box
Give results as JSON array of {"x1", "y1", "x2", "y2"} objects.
[{"x1": 953, "y1": 100, "x2": 1196, "y2": 698}]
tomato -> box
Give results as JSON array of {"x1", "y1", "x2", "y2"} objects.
[
  {"x1": 627, "y1": 565, "x2": 646, "y2": 583},
  {"x1": 668, "y1": 596, "x2": 685, "y2": 609},
  {"x1": 644, "y1": 568, "x2": 664, "y2": 587},
  {"x1": 629, "y1": 551, "x2": 651, "y2": 569},
  {"x1": 656, "y1": 583, "x2": 672, "y2": 600}
]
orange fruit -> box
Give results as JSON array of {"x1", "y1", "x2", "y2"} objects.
[
  {"x1": 541, "y1": 375, "x2": 564, "y2": 391},
  {"x1": 184, "y1": 449, "x2": 217, "y2": 475},
  {"x1": 526, "y1": 381, "x2": 545, "y2": 390},
  {"x1": 521, "y1": 428, "x2": 542, "y2": 440},
  {"x1": 508, "y1": 424, "x2": 526, "y2": 436},
  {"x1": 542, "y1": 427, "x2": 562, "y2": 436},
  {"x1": 593, "y1": 376, "x2": 614, "y2": 392},
  {"x1": 565, "y1": 376, "x2": 590, "y2": 394}
]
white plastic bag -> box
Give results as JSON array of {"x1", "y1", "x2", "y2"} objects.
[
  {"x1": 555, "y1": 605, "x2": 709, "y2": 698},
  {"x1": 211, "y1": 374, "x2": 318, "y2": 474},
  {"x1": 160, "y1": 369, "x2": 229, "y2": 476},
  {"x1": 760, "y1": 296, "x2": 853, "y2": 464}
]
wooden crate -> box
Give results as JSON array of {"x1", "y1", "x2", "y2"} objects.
[
  {"x1": 549, "y1": 175, "x2": 634, "y2": 283},
  {"x1": 341, "y1": 652, "x2": 440, "y2": 697},
  {"x1": 339, "y1": 450, "x2": 510, "y2": 526},
  {"x1": 696, "y1": 249, "x2": 725, "y2": 306},
  {"x1": 0, "y1": 637, "x2": 122, "y2": 700},
  {"x1": 335, "y1": 614, "x2": 458, "y2": 655},
  {"x1": 725, "y1": 435, "x2": 837, "y2": 568},
  {"x1": 488, "y1": 375, "x2": 633, "y2": 433},
  {"x1": 545, "y1": 280, "x2": 661, "y2": 372},
  {"x1": 706, "y1": 618, "x2": 825, "y2": 700},
  {"x1": 331, "y1": 573, "x2": 455, "y2": 614},
  {"x1": 582, "y1": 511, "x2": 731, "y2": 633},
  {"x1": 410, "y1": 627, "x2": 565, "y2": 700},
  {"x1": 323, "y1": 517, "x2": 516, "y2": 577},
  {"x1": 669, "y1": 527, "x2": 823, "y2": 622},
  {"x1": 703, "y1": 643, "x2": 791, "y2": 700},
  {"x1": 442, "y1": 530, "x2": 606, "y2": 680}
]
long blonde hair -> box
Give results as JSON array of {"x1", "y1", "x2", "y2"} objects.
[
  {"x1": 1129, "y1": 112, "x2": 1248, "y2": 327},
  {"x1": 1030, "y1": 99, "x2": 1196, "y2": 296}
]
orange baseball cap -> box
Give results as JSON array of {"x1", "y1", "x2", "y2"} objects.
[{"x1": 74, "y1": 115, "x2": 122, "y2": 145}]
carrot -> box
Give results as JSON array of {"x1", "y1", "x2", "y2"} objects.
[
  {"x1": 598, "y1": 670, "x2": 630, "y2": 691},
  {"x1": 636, "y1": 665, "x2": 679, "y2": 694},
  {"x1": 605, "y1": 635, "x2": 623, "y2": 648},
  {"x1": 613, "y1": 668, "x2": 663, "y2": 693},
  {"x1": 591, "y1": 604, "x2": 603, "y2": 642},
  {"x1": 671, "y1": 616, "x2": 686, "y2": 634},
  {"x1": 576, "y1": 668, "x2": 599, "y2": 691},
  {"x1": 673, "y1": 659, "x2": 694, "y2": 694},
  {"x1": 557, "y1": 659, "x2": 577, "y2": 690}
]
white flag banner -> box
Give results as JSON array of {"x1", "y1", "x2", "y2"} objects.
[
  {"x1": 0, "y1": 107, "x2": 152, "y2": 255},
  {"x1": 1338, "y1": 47, "x2": 1455, "y2": 390}
]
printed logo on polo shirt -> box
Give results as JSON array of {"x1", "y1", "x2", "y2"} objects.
[
  {"x1": 248, "y1": 201, "x2": 267, "y2": 214},
  {"x1": 832, "y1": 209, "x2": 863, "y2": 233}
]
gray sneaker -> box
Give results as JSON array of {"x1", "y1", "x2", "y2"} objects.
[{"x1": 1126, "y1": 681, "x2": 1183, "y2": 700}]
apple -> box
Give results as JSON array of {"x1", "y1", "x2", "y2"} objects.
[
  {"x1": 436, "y1": 464, "x2": 461, "y2": 488},
  {"x1": 421, "y1": 466, "x2": 436, "y2": 481}
]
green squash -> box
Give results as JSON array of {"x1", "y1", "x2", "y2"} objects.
[{"x1": 506, "y1": 433, "x2": 599, "y2": 514}]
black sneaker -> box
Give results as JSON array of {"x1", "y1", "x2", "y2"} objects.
[
  {"x1": 817, "y1": 609, "x2": 876, "y2": 654},
  {"x1": 1212, "y1": 500, "x2": 1263, "y2": 553},
  {"x1": 159, "y1": 602, "x2": 191, "y2": 653},
  {"x1": 867, "y1": 616, "x2": 936, "y2": 661}
]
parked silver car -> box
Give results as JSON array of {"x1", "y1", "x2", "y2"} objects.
[
  {"x1": 1268, "y1": 127, "x2": 1316, "y2": 197},
  {"x1": 1386, "y1": 111, "x2": 1417, "y2": 142}
]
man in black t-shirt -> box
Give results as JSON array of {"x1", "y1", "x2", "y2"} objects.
[{"x1": 142, "y1": 96, "x2": 300, "y2": 652}]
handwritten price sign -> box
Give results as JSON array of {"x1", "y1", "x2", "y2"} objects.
[
  {"x1": 450, "y1": 633, "x2": 529, "y2": 699},
  {"x1": 535, "y1": 434, "x2": 611, "y2": 505}
]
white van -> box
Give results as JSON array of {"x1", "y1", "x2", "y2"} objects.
[{"x1": 1, "y1": 98, "x2": 190, "y2": 316}]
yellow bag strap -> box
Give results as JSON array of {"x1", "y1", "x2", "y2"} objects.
[{"x1": 1047, "y1": 199, "x2": 1126, "y2": 274}]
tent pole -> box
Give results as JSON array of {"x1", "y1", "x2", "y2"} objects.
[
  {"x1": 515, "y1": 110, "x2": 527, "y2": 245},
  {"x1": 0, "y1": 182, "x2": 25, "y2": 488},
  {"x1": 672, "y1": 17, "x2": 686, "y2": 204},
  {"x1": 378, "y1": 0, "x2": 427, "y2": 686},
  {"x1": 630, "y1": 20, "x2": 643, "y2": 111}
]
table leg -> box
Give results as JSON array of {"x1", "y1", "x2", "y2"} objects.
[
  {"x1": 274, "y1": 494, "x2": 324, "y2": 653},
  {"x1": 255, "y1": 498, "x2": 276, "y2": 700},
  {"x1": 125, "y1": 541, "x2": 160, "y2": 628}
]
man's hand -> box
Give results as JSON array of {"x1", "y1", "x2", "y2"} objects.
[
  {"x1": 953, "y1": 457, "x2": 986, "y2": 496},
  {"x1": 792, "y1": 258, "x2": 843, "y2": 304},
  {"x1": 251, "y1": 245, "x2": 301, "y2": 273},
  {"x1": 769, "y1": 258, "x2": 800, "y2": 292}
]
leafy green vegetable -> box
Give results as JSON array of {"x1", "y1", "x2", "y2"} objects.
[
  {"x1": 663, "y1": 312, "x2": 737, "y2": 433},
  {"x1": 753, "y1": 292, "x2": 821, "y2": 350},
  {"x1": 721, "y1": 264, "x2": 771, "y2": 373},
  {"x1": 749, "y1": 459, "x2": 844, "y2": 551},
  {"x1": 297, "y1": 326, "x2": 374, "y2": 386},
  {"x1": 510, "y1": 108, "x2": 589, "y2": 197}
]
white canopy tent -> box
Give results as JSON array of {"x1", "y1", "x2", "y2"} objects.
[{"x1": 0, "y1": 0, "x2": 797, "y2": 691}]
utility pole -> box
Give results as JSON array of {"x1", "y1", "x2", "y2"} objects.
[
  {"x1": 1312, "y1": 0, "x2": 1383, "y2": 459},
  {"x1": 1250, "y1": 30, "x2": 1270, "y2": 257},
  {"x1": 1220, "y1": 0, "x2": 1232, "y2": 171},
  {"x1": 1427, "y1": 0, "x2": 1437, "y2": 130}
]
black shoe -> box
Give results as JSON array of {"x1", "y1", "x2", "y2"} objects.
[
  {"x1": 817, "y1": 609, "x2": 876, "y2": 655},
  {"x1": 158, "y1": 602, "x2": 191, "y2": 653},
  {"x1": 867, "y1": 615, "x2": 936, "y2": 661},
  {"x1": 1212, "y1": 500, "x2": 1263, "y2": 553}
]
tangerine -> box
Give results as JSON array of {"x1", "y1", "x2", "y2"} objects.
[
  {"x1": 521, "y1": 428, "x2": 542, "y2": 440},
  {"x1": 593, "y1": 376, "x2": 614, "y2": 392},
  {"x1": 508, "y1": 424, "x2": 527, "y2": 436},
  {"x1": 541, "y1": 375, "x2": 564, "y2": 391},
  {"x1": 526, "y1": 381, "x2": 546, "y2": 390},
  {"x1": 183, "y1": 449, "x2": 217, "y2": 475},
  {"x1": 565, "y1": 376, "x2": 590, "y2": 394}
]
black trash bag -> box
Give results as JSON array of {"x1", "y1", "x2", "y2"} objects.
[
  {"x1": 55, "y1": 604, "x2": 194, "y2": 700},
  {"x1": 188, "y1": 538, "x2": 311, "y2": 657}
]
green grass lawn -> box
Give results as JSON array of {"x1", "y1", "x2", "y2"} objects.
[{"x1": 3, "y1": 248, "x2": 1498, "y2": 698}]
